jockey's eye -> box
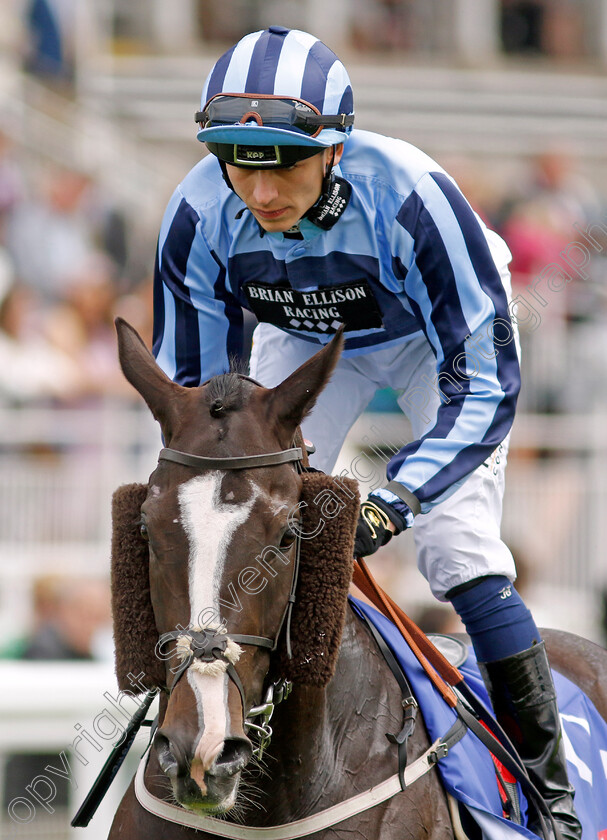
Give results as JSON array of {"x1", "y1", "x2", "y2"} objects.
[{"x1": 279, "y1": 526, "x2": 297, "y2": 550}]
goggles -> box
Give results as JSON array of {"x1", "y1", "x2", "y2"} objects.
[{"x1": 196, "y1": 93, "x2": 354, "y2": 139}]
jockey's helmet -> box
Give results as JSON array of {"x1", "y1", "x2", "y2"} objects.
[{"x1": 196, "y1": 26, "x2": 354, "y2": 168}]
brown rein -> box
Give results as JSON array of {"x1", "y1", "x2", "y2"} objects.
[{"x1": 352, "y1": 558, "x2": 462, "y2": 707}]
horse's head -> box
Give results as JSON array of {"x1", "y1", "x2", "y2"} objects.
[{"x1": 115, "y1": 318, "x2": 344, "y2": 814}]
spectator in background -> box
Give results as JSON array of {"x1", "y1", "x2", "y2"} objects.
[
  {"x1": 5, "y1": 163, "x2": 132, "y2": 304},
  {"x1": 0, "y1": 246, "x2": 87, "y2": 404},
  {"x1": 43, "y1": 251, "x2": 134, "y2": 401},
  {"x1": 1, "y1": 573, "x2": 112, "y2": 661},
  {"x1": 0, "y1": 129, "x2": 25, "y2": 240},
  {"x1": 0, "y1": 242, "x2": 151, "y2": 406},
  {"x1": 0, "y1": 574, "x2": 112, "y2": 816},
  {"x1": 498, "y1": 148, "x2": 602, "y2": 289},
  {"x1": 6, "y1": 165, "x2": 95, "y2": 303},
  {"x1": 497, "y1": 149, "x2": 607, "y2": 414},
  {"x1": 18, "y1": 575, "x2": 112, "y2": 661},
  {"x1": 23, "y1": 0, "x2": 73, "y2": 84}
]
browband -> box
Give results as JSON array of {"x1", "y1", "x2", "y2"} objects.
[{"x1": 158, "y1": 447, "x2": 304, "y2": 471}]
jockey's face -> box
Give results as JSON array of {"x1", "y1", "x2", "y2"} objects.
[{"x1": 226, "y1": 145, "x2": 343, "y2": 233}]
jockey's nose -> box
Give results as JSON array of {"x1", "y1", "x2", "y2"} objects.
[{"x1": 251, "y1": 170, "x2": 280, "y2": 206}]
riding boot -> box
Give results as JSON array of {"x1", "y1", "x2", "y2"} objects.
[{"x1": 478, "y1": 642, "x2": 582, "y2": 840}]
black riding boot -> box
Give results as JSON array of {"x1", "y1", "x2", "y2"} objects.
[{"x1": 478, "y1": 642, "x2": 582, "y2": 840}]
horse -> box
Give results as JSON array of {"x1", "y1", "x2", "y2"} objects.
[{"x1": 107, "y1": 317, "x2": 607, "y2": 840}]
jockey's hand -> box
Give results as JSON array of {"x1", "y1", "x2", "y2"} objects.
[{"x1": 353, "y1": 497, "x2": 407, "y2": 558}]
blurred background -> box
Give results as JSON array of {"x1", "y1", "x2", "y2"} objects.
[{"x1": 1, "y1": 0, "x2": 607, "y2": 837}]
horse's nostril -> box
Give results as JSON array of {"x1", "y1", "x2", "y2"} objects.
[
  {"x1": 154, "y1": 730, "x2": 186, "y2": 778},
  {"x1": 213, "y1": 737, "x2": 252, "y2": 777}
]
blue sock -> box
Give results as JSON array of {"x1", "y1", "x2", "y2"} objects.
[{"x1": 447, "y1": 575, "x2": 541, "y2": 663}]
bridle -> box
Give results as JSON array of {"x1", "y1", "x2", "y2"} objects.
[
  {"x1": 155, "y1": 443, "x2": 305, "y2": 757},
  {"x1": 132, "y1": 445, "x2": 471, "y2": 838},
  {"x1": 158, "y1": 446, "x2": 304, "y2": 472},
  {"x1": 69, "y1": 440, "x2": 306, "y2": 831}
]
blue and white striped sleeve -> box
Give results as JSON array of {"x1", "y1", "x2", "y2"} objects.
[
  {"x1": 378, "y1": 171, "x2": 520, "y2": 516},
  {"x1": 152, "y1": 189, "x2": 244, "y2": 386}
]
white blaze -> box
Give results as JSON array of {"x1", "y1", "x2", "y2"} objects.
[
  {"x1": 178, "y1": 472, "x2": 258, "y2": 769},
  {"x1": 179, "y1": 472, "x2": 257, "y2": 622}
]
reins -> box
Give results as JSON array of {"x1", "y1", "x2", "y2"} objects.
[
  {"x1": 352, "y1": 556, "x2": 558, "y2": 840},
  {"x1": 352, "y1": 557, "x2": 461, "y2": 706}
]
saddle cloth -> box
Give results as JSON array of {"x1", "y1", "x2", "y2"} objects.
[{"x1": 350, "y1": 596, "x2": 607, "y2": 840}]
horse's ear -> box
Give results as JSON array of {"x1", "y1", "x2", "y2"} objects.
[
  {"x1": 266, "y1": 326, "x2": 344, "y2": 436},
  {"x1": 115, "y1": 317, "x2": 181, "y2": 433}
]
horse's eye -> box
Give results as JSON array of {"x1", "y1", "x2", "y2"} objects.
[
  {"x1": 279, "y1": 527, "x2": 297, "y2": 550},
  {"x1": 139, "y1": 520, "x2": 149, "y2": 541}
]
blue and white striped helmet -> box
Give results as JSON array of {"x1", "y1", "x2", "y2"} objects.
[{"x1": 197, "y1": 26, "x2": 354, "y2": 150}]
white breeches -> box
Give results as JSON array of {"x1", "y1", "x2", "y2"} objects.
[{"x1": 249, "y1": 321, "x2": 517, "y2": 602}]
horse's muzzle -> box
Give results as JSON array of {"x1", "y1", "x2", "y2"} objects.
[{"x1": 154, "y1": 729, "x2": 252, "y2": 813}]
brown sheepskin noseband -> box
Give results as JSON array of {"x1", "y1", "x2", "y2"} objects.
[{"x1": 111, "y1": 473, "x2": 359, "y2": 693}]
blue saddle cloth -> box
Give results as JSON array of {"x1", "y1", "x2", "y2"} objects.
[{"x1": 350, "y1": 596, "x2": 607, "y2": 839}]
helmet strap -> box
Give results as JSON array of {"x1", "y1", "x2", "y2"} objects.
[
  {"x1": 218, "y1": 159, "x2": 235, "y2": 192},
  {"x1": 305, "y1": 148, "x2": 351, "y2": 231},
  {"x1": 323, "y1": 147, "x2": 336, "y2": 193}
]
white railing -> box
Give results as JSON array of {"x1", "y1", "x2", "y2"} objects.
[
  {"x1": 0, "y1": 661, "x2": 159, "y2": 840},
  {"x1": 1, "y1": 397, "x2": 606, "y2": 642},
  {"x1": 0, "y1": 401, "x2": 160, "y2": 645}
]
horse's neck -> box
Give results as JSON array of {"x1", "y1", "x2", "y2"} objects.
[{"x1": 246, "y1": 607, "x2": 405, "y2": 824}]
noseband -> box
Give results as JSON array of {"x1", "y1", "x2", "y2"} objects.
[{"x1": 156, "y1": 443, "x2": 305, "y2": 757}]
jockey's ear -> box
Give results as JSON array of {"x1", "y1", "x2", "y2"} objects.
[
  {"x1": 265, "y1": 325, "x2": 344, "y2": 443},
  {"x1": 115, "y1": 317, "x2": 182, "y2": 439}
]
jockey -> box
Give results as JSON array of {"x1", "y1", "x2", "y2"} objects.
[{"x1": 152, "y1": 26, "x2": 581, "y2": 839}]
